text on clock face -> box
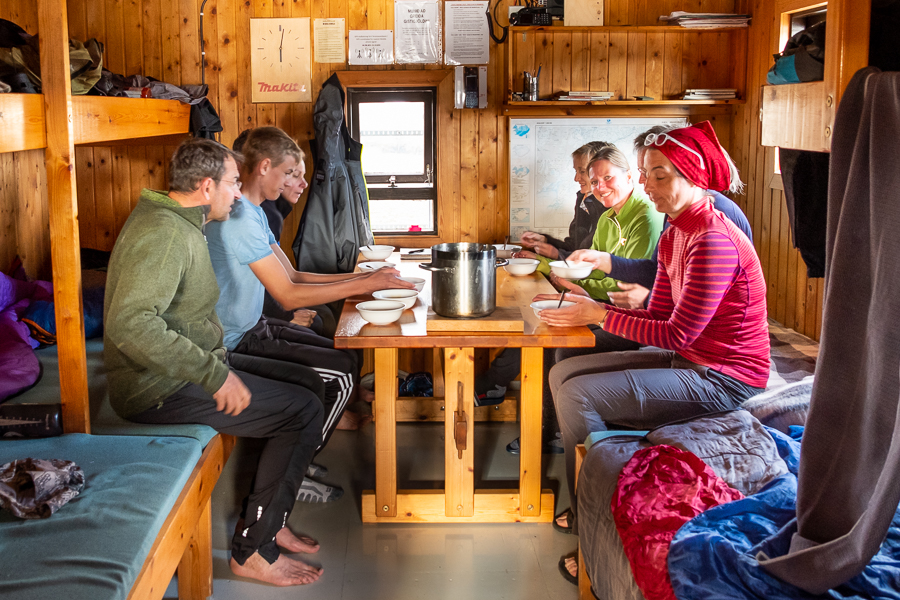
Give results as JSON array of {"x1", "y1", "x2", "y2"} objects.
[{"x1": 257, "y1": 82, "x2": 307, "y2": 93}]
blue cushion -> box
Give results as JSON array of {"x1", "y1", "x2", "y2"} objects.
[
  {"x1": 0, "y1": 434, "x2": 202, "y2": 600},
  {"x1": 8, "y1": 340, "x2": 218, "y2": 447},
  {"x1": 584, "y1": 430, "x2": 649, "y2": 448}
]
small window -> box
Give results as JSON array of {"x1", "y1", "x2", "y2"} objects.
[
  {"x1": 790, "y1": 6, "x2": 826, "y2": 37},
  {"x1": 348, "y1": 87, "x2": 437, "y2": 235}
]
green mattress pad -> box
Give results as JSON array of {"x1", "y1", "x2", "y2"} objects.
[
  {"x1": 0, "y1": 433, "x2": 202, "y2": 600},
  {"x1": 9, "y1": 339, "x2": 218, "y2": 447}
]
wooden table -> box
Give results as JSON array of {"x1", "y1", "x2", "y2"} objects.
[{"x1": 334, "y1": 254, "x2": 594, "y2": 523}]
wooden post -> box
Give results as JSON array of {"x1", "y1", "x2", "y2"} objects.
[
  {"x1": 431, "y1": 348, "x2": 445, "y2": 398},
  {"x1": 374, "y1": 347, "x2": 398, "y2": 517},
  {"x1": 444, "y1": 347, "x2": 475, "y2": 517},
  {"x1": 519, "y1": 347, "x2": 543, "y2": 517},
  {"x1": 177, "y1": 500, "x2": 213, "y2": 600},
  {"x1": 38, "y1": 0, "x2": 89, "y2": 434}
]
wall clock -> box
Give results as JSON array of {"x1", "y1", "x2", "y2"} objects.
[{"x1": 250, "y1": 17, "x2": 312, "y2": 103}]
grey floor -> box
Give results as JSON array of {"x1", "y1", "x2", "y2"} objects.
[{"x1": 165, "y1": 419, "x2": 579, "y2": 600}]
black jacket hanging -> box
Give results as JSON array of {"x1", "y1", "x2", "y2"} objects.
[
  {"x1": 293, "y1": 73, "x2": 374, "y2": 275},
  {"x1": 779, "y1": 148, "x2": 828, "y2": 278}
]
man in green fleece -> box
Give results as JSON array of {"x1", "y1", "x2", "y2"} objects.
[{"x1": 104, "y1": 138, "x2": 325, "y2": 588}]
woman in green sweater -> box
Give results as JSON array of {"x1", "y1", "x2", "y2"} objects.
[
  {"x1": 480, "y1": 145, "x2": 664, "y2": 454},
  {"x1": 523, "y1": 144, "x2": 664, "y2": 301}
]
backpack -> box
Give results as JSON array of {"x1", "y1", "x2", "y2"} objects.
[{"x1": 767, "y1": 21, "x2": 826, "y2": 85}]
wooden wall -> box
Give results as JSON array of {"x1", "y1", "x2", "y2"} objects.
[
  {"x1": 0, "y1": 3, "x2": 49, "y2": 280},
  {"x1": 732, "y1": 0, "x2": 824, "y2": 340},
  {"x1": 0, "y1": 0, "x2": 824, "y2": 341},
  {"x1": 61, "y1": 0, "x2": 737, "y2": 261}
]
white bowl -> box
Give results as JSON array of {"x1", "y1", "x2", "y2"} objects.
[
  {"x1": 549, "y1": 260, "x2": 593, "y2": 279},
  {"x1": 493, "y1": 244, "x2": 522, "y2": 259},
  {"x1": 359, "y1": 244, "x2": 394, "y2": 260},
  {"x1": 530, "y1": 299, "x2": 576, "y2": 317},
  {"x1": 398, "y1": 276, "x2": 426, "y2": 292},
  {"x1": 503, "y1": 258, "x2": 539, "y2": 276},
  {"x1": 372, "y1": 289, "x2": 418, "y2": 309},
  {"x1": 358, "y1": 261, "x2": 396, "y2": 272},
  {"x1": 356, "y1": 300, "x2": 405, "y2": 325}
]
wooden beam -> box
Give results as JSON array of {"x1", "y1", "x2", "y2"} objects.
[
  {"x1": 361, "y1": 489, "x2": 555, "y2": 523},
  {"x1": 374, "y1": 347, "x2": 399, "y2": 518},
  {"x1": 519, "y1": 346, "x2": 543, "y2": 518},
  {"x1": 395, "y1": 395, "x2": 517, "y2": 423},
  {"x1": 444, "y1": 348, "x2": 475, "y2": 517},
  {"x1": 335, "y1": 70, "x2": 452, "y2": 88},
  {"x1": 38, "y1": 0, "x2": 89, "y2": 434},
  {"x1": 72, "y1": 96, "x2": 191, "y2": 146}
]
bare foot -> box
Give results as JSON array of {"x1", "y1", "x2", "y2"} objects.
[
  {"x1": 564, "y1": 556, "x2": 577, "y2": 578},
  {"x1": 336, "y1": 410, "x2": 372, "y2": 430},
  {"x1": 556, "y1": 512, "x2": 569, "y2": 529},
  {"x1": 360, "y1": 387, "x2": 375, "y2": 403},
  {"x1": 276, "y1": 527, "x2": 320, "y2": 554},
  {"x1": 230, "y1": 552, "x2": 322, "y2": 586}
]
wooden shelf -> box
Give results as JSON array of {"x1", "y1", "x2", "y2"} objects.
[
  {"x1": 0, "y1": 94, "x2": 191, "y2": 153},
  {"x1": 509, "y1": 24, "x2": 748, "y2": 33},
  {"x1": 505, "y1": 99, "x2": 743, "y2": 106}
]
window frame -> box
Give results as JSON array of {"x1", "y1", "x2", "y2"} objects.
[
  {"x1": 347, "y1": 87, "x2": 436, "y2": 186},
  {"x1": 335, "y1": 70, "x2": 452, "y2": 245}
]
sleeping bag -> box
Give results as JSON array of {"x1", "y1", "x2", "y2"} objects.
[
  {"x1": 668, "y1": 428, "x2": 900, "y2": 600},
  {"x1": 0, "y1": 271, "x2": 53, "y2": 402}
]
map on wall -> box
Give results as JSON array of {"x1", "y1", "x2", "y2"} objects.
[{"x1": 508, "y1": 117, "x2": 688, "y2": 241}]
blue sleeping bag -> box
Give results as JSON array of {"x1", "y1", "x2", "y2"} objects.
[{"x1": 668, "y1": 427, "x2": 900, "y2": 600}]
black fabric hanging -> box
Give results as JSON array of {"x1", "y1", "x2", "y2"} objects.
[
  {"x1": 292, "y1": 73, "x2": 374, "y2": 276},
  {"x1": 778, "y1": 148, "x2": 828, "y2": 278}
]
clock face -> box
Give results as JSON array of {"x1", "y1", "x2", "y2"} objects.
[{"x1": 250, "y1": 17, "x2": 312, "y2": 103}]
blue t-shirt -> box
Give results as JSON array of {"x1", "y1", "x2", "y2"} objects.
[{"x1": 205, "y1": 196, "x2": 276, "y2": 350}]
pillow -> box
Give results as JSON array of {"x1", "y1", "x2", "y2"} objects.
[{"x1": 742, "y1": 375, "x2": 814, "y2": 434}]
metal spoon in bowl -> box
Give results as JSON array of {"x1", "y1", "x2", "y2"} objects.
[{"x1": 556, "y1": 290, "x2": 567, "y2": 308}]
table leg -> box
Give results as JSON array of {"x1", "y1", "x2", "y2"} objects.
[
  {"x1": 519, "y1": 347, "x2": 543, "y2": 517},
  {"x1": 444, "y1": 347, "x2": 475, "y2": 517},
  {"x1": 374, "y1": 347, "x2": 398, "y2": 518}
]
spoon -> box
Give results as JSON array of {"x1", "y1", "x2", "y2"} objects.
[{"x1": 556, "y1": 290, "x2": 567, "y2": 308}]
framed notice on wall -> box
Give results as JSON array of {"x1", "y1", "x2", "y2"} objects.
[
  {"x1": 250, "y1": 17, "x2": 312, "y2": 103},
  {"x1": 394, "y1": 0, "x2": 441, "y2": 64},
  {"x1": 507, "y1": 117, "x2": 687, "y2": 240}
]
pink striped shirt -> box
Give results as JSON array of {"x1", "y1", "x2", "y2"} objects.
[{"x1": 604, "y1": 200, "x2": 770, "y2": 388}]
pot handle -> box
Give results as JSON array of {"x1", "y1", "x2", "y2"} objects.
[
  {"x1": 419, "y1": 262, "x2": 455, "y2": 273},
  {"x1": 495, "y1": 258, "x2": 509, "y2": 268}
]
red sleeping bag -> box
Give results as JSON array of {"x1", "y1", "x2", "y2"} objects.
[{"x1": 612, "y1": 445, "x2": 744, "y2": 600}]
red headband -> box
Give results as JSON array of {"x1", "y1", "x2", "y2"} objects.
[{"x1": 643, "y1": 121, "x2": 731, "y2": 192}]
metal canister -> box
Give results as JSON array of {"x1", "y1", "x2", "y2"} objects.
[{"x1": 419, "y1": 243, "x2": 508, "y2": 318}]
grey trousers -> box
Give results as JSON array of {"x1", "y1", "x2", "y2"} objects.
[
  {"x1": 475, "y1": 326, "x2": 642, "y2": 436},
  {"x1": 549, "y1": 350, "x2": 761, "y2": 519}
]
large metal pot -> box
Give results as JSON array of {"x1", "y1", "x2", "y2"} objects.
[{"x1": 419, "y1": 243, "x2": 508, "y2": 318}]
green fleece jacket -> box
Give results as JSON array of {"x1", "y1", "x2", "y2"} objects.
[
  {"x1": 103, "y1": 189, "x2": 230, "y2": 418},
  {"x1": 569, "y1": 188, "x2": 663, "y2": 301}
]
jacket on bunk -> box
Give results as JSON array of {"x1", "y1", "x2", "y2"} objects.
[{"x1": 103, "y1": 190, "x2": 230, "y2": 419}]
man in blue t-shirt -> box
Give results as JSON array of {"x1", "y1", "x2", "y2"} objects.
[{"x1": 206, "y1": 127, "x2": 414, "y2": 502}]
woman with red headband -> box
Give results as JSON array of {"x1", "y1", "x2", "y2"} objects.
[{"x1": 534, "y1": 122, "x2": 769, "y2": 584}]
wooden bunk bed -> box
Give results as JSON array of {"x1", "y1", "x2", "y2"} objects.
[{"x1": 0, "y1": 2, "x2": 230, "y2": 599}]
